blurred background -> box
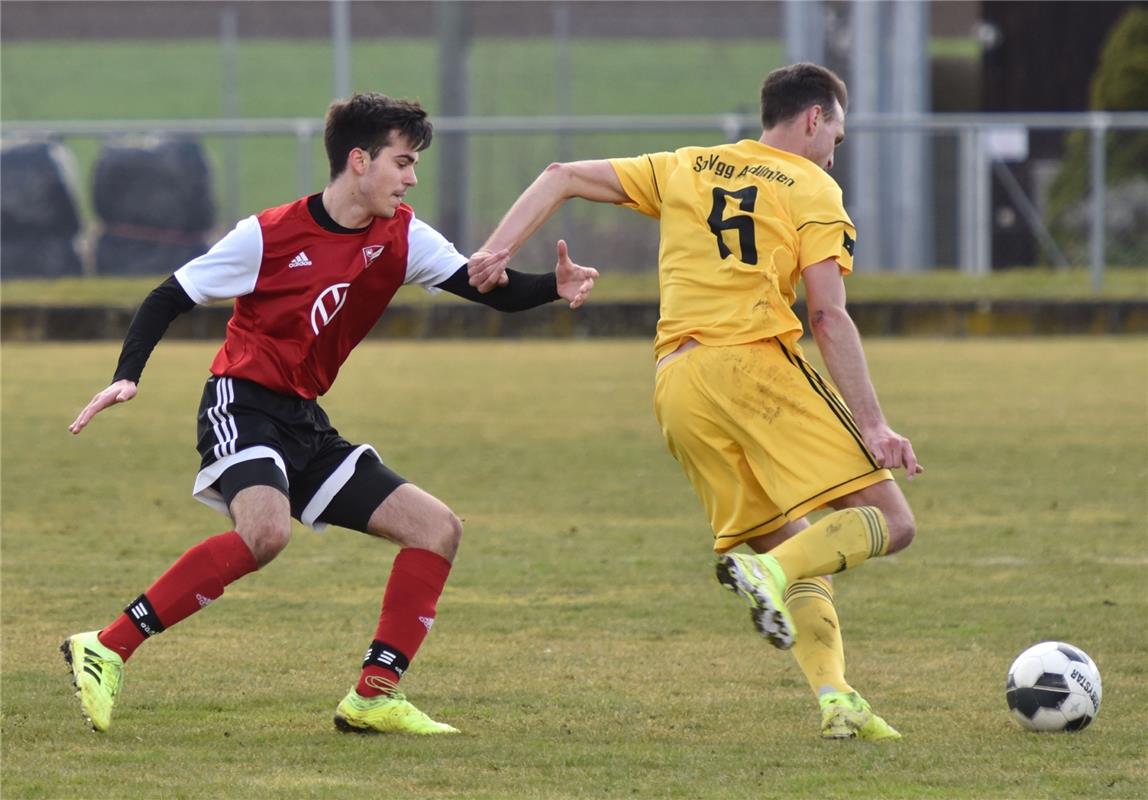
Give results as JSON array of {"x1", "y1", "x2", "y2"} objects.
[{"x1": 1, "y1": 0, "x2": 1146, "y2": 287}]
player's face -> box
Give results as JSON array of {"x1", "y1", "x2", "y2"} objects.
[
  {"x1": 358, "y1": 134, "x2": 420, "y2": 218},
  {"x1": 808, "y1": 100, "x2": 846, "y2": 171}
]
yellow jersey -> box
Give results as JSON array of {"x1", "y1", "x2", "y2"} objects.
[{"x1": 610, "y1": 140, "x2": 856, "y2": 361}]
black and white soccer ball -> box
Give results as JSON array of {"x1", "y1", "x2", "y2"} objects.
[{"x1": 1006, "y1": 641, "x2": 1102, "y2": 732}]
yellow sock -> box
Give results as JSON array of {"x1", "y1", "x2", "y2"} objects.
[
  {"x1": 784, "y1": 577, "x2": 851, "y2": 696},
  {"x1": 768, "y1": 507, "x2": 889, "y2": 582}
]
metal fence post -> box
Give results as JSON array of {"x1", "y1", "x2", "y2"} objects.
[
  {"x1": 958, "y1": 126, "x2": 992, "y2": 276},
  {"x1": 958, "y1": 126, "x2": 976, "y2": 274},
  {"x1": 436, "y1": 2, "x2": 472, "y2": 250},
  {"x1": 331, "y1": 0, "x2": 352, "y2": 100},
  {"x1": 849, "y1": 0, "x2": 882, "y2": 270},
  {"x1": 219, "y1": 5, "x2": 241, "y2": 225},
  {"x1": 974, "y1": 128, "x2": 992, "y2": 275},
  {"x1": 1089, "y1": 114, "x2": 1108, "y2": 292},
  {"x1": 296, "y1": 122, "x2": 315, "y2": 198}
]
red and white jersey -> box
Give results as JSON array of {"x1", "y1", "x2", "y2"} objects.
[{"x1": 174, "y1": 196, "x2": 466, "y2": 398}]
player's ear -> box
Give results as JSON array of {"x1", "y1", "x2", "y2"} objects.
[
  {"x1": 349, "y1": 147, "x2": 370, "y2": 175},
  {"x1": 806, "y1": 105, "x2": 822, "y2": 136}
]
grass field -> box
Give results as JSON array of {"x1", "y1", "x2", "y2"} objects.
[{"x1": 2, "y1": 338, "x2": 1146, "y2": 798}]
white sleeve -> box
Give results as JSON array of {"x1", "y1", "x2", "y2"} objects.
[
  {"x1": 403, "y1": 214, "x2": 468, "y2": 291},
  {"x1": 173, "y1": 216, "x2": 263, "y2": 304}
]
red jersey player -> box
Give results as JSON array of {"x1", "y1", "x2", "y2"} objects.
[{"x1": 63, "y1": 92, "x2": 598, "y2": 735}]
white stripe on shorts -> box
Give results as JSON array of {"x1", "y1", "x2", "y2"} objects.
[{"x1": 208, "y1": 377, "x2": 238, "y2": 459}]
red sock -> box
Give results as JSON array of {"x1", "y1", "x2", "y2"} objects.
[
  {"x1": 98, "y1": 531, "x2": 258, "y2": 661},
  {"x1": 357, "y1": 548, "x2": 452, "y2": 697}
]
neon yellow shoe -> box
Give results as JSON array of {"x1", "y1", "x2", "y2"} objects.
[
  {"x1": 334, "y1": 687, "x2": 459, "y2": 735},
  {"x1": 819, "y1": 691, "x2": 902, "y2": 741},
  {"x1": 715, "y1": 553, "x2": 795, "y2": 649},
  {"x1": 61, "y1": 631, "x2": 124, "y2": 732}
]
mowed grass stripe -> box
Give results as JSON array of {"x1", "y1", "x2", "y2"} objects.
[{"x1": 2, "y1": 339, "x2": 1146, "y2": 799}]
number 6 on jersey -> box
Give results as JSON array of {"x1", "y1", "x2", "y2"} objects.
[{"x1": 707, "y1": 186, "x2": 759, "y2": 265}]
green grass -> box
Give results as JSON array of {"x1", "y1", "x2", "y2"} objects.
[
  {"x1": 2, "y1": 267, "x2": 1146, "y2": 307},
  {"x1": 2, "y1": 338, "x2": 1146, "y2": 798}
]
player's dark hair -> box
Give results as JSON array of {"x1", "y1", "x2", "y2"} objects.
[
  {"x1": 759, "y1": 63, "x2": 848, "y2": 129},
  {"x1": 324, "y1": 92, "x2": 433, "y2": 179}
]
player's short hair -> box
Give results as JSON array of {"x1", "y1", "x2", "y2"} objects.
[
  {"x1": 759, "y1": 63, "x2": 849, "y2": 129},
  {"x1": 324, "y1": 92, "x2": 433, "y2": 179}
]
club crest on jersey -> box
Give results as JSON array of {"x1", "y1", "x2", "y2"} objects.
[
  {"x1": 311, "y1": 282, "x2": 351, "y2": 334},
  {"x1": 362, "y1": 245, "x2": 385, "y2": 269}
]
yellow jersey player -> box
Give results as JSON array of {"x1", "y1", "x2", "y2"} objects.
[{"x1": 470, "y1": 63, "x2": 923, "y2": 740}]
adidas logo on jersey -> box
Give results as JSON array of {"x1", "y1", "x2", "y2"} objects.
[{"x1": 288, "y1": 251, "x2": 313, "y2": 269}]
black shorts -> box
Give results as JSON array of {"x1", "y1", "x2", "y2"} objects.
[{"x1": 191, "y1": 375, "x2": 406, "y2": 532}]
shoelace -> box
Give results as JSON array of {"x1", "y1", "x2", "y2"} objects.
[{"x1": 363, "y1": 674, "x2": 405, "y2": 701}]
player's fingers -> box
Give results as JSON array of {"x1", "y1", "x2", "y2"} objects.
[
  {"x1": 69, "y1": 404, "x2": 98, "y2": 434},
  {"x1": 481, "y1": 247, "x2": 509, "y2": 264},
  {"x1": 569, "y1": 280, "x2": 593, "y2": 309},
  {"x1": 70, "y1": 387, "x2": 131, "y2": 433},
  {"x1": 479, "y1": 249, "x2": 509, "y2": 269},
  {"x1": 469, "y1": 261, "x2": 500, "y2": 288},
  {"x1": 864, "y1": 438, "x2": 885, "y2": 468},
  {"x1": 476, "y1": 251, "x2": 510, "y2": 291},
  {"x1": 556, "y1": 239, "x2": 569, "y2": 262},
  {"x1": 902, "y1": 441, "x2": 922, "y2": 480}
]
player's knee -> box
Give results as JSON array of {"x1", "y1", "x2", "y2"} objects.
[
  {"x1": 432, "y1": 508, "x2": 464, "y2": 562},
  {"x1": 884, "y1": 509, "x2": 916, "y2": 555},
  {"x1": 238, "y1": 519, "x2": 292, "y2": 566}
]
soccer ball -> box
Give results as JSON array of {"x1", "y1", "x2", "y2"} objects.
[{"x1": 1006, "y1": 641, "x2": 1102, "y2": 732}]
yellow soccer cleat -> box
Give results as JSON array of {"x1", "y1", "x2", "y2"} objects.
[
  {"x1": 715, "y1": 552, "x2": 795, "y2": 649},
  {"x1": 819, "y1": 691, "x2": 902, "y2": 741},
  {"x1": 61, "y1": 631, "x2": 124, "y2": 732},
  {"x1": 334, "y1": 688, "x2": 460, "y2": 735}
]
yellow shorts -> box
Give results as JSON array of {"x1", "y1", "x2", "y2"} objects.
[{"x1": 653, "y1": 338, "x2": 893, "y2": 553}]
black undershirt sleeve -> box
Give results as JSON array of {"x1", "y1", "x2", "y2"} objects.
[
  {"x1": 112, "y1": 275, "x2": 197, "y2": 384},
  {"x1": 435, "y1": 265, "x2": 560, "y2": 311}
]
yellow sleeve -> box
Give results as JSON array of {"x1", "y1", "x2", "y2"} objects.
[
  {"x1": 796, "y1": 184, "x2": 857, "y2": 275},
  {"x1": 609, "y1": 153, "x2": 673, "y2": 218}
]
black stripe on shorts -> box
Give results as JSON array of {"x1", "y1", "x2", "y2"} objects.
[{"x1": 775, "y1": 340, "x2": 877, "y2": 469}]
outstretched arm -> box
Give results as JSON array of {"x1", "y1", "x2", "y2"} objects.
[
  {"x1": 469, "y1": 160, "x2": 628, "y2": 293},
  {"x1": 803, "y1": 260, "x2": 924, "y2": 479},
  {"x1": 438, "y1": 240, "x2": 598, "y2": 311},
  {"x1": 69, "y1": 276, "x2": 195, "y2": 434}
]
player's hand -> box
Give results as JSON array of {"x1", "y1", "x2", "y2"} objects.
[
  {"x1": 467, "y1": 247, "x2": 510, "y2": 293},
  {"x1": 554, "y1": 239, "x2": 599, "y2": 310},
  {"x1": 69, "y1": 379, "x2": 138, "y2": 434},
  {"x1": 862, "y1": 425, "x2": 924, "y2": 481}
]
